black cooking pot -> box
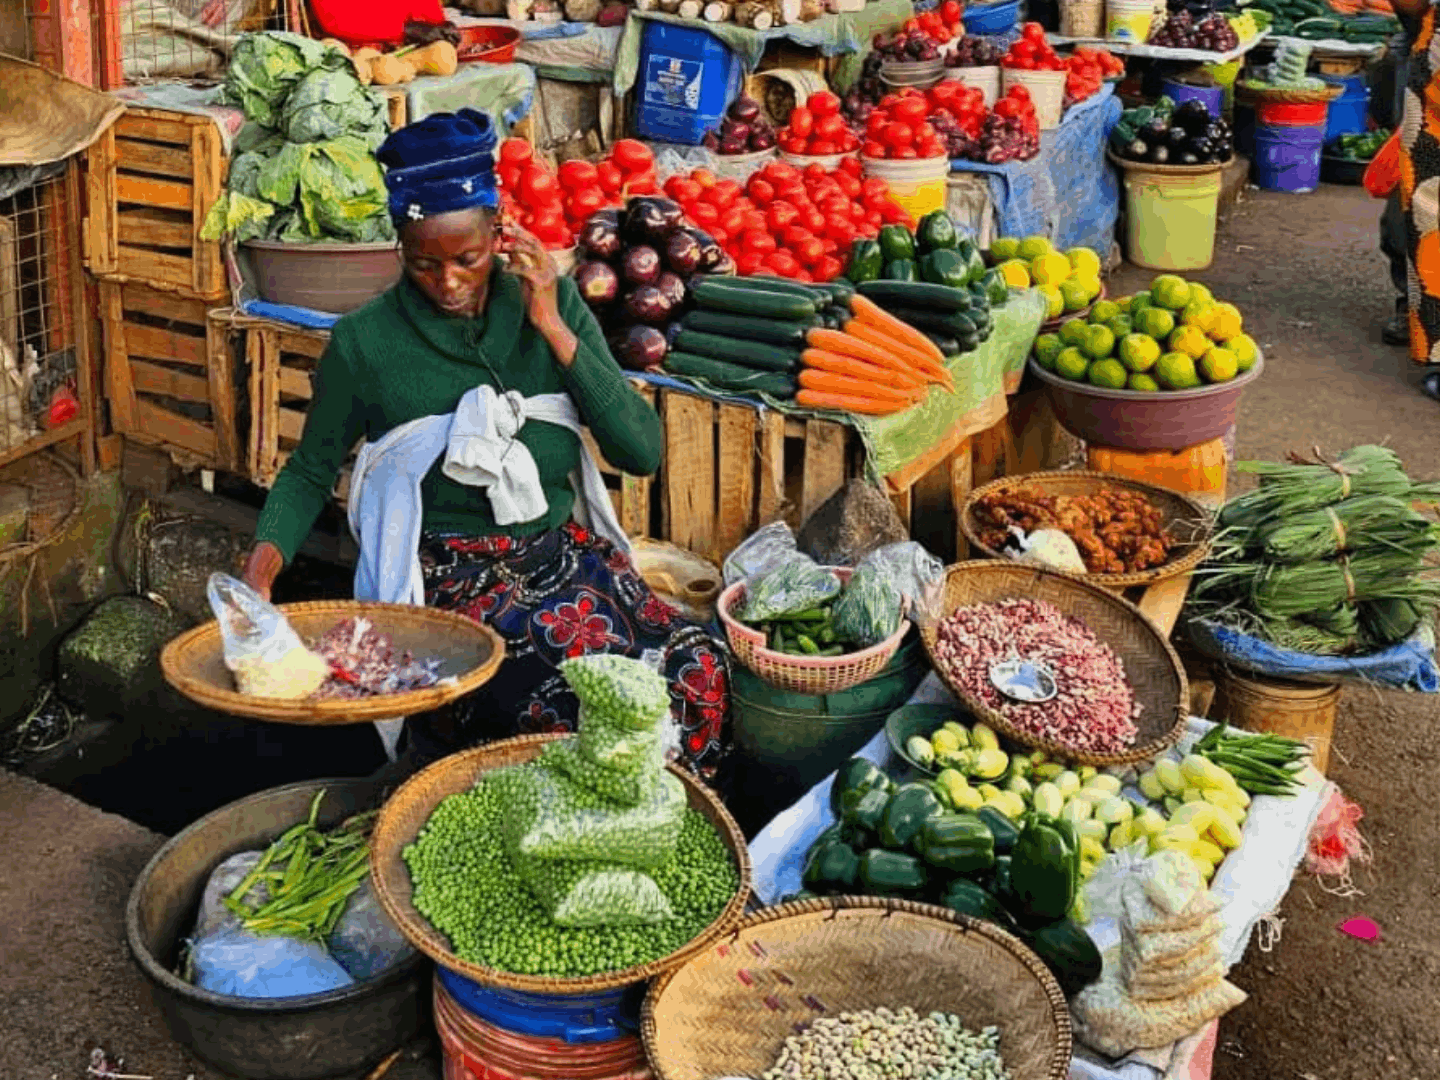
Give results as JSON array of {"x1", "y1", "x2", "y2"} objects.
[{"x1": 125, "y1": 777, "x2": 429, "y2": 1080}]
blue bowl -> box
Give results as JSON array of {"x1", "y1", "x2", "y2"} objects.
[{"x1": 963, "y1": 0, "x2": 1022, "y2": 35}]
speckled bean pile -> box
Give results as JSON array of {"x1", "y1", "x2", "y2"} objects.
[{"x1": 760, "y1": 1007, "x2": 1012, "y2": 1080}]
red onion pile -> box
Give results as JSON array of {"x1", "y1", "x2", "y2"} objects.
[{"x1": 931, "y1": 598, "x2": 1140, "y2": 754}]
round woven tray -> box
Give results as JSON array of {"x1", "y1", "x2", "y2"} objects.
[
  {"x1": 369, "y1": 734, "x2": 752, "y2": 994},
  {"x1": 1235, "y1": 80, "x2": 1344, "y2": 106},
  {"x1": 960, "y1": 470, "x2": 1214, "y2": 590},
  {"x1": 1106, "y1": 148, "x2": 1229, "y2": 176},
  {"x1": 160, "y1": 601, "x2": 505, "y2": 724},
  {"x1": 920, "y1": 561, "x2": 1189, "y2": 766},
  {"x1": 641, "y1": 896, "x2": 1072, "y2": 1080}
]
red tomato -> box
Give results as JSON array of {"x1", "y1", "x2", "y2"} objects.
[
  {"x1": 880, "y1": 202, "x2": 910, "y2": 225},
  {"x1": 838, "y1": 132, "x2": 860, "y2": 153},
  {"x1": 862, "y1": 139, "x2": 886, "y2": 159},
  {"x1": 839, "y1": 156, "x2": 864, "y2": 178},
  {"x1": 691, "y1": 167, "x2": 717, "y2": 188},
  {"x1": 893, "y1": 146, "x2": 917, "y2": 159},
  {"x1": 790, "y1": 106, "x2": 815, "y2": 139},
  {"x1": 716, "y1": 204, "x2": 746, "y2": 235},
  {"x1": 499, "y1": 138, "x2": 533, "y2": 166},
  {"x1": 689, "y1": 201, "x2": 720, "y2": 227},
  {"x1": 832, "y1": 172, "x2": 862, "y2": 199},
  {"x1": 596, "y1": 162, "x2": 623, "y2": 196},
  {"x1": 881, "y1": 122, "x2": 914, "y2": 150},
  {"x1": 568, "y1": 187, "x2": 606, "y2": 220},
  {"x1": 764, "y1": 251, "x2": 800, "y2": 276},
  {"x1": 743, "y1": 209, "x2": 769, "y2": 233},
  {"x1": 941, "y1": 0, "x2": 961, "y2": 21},
  {"x1": 768, "y1": 200, "x2": 800, "y2": 232},
  {"x1": 865, "y1": 209, "x2": 884, "y2": 229},
  {"x1": 848, "y1": 200, "x2": 867, "y2": 223},
  {"x1": 934, "y1": 26, "x2": 951, "y2": 43},
  {"x1": 498, "y1": 163, "x2": 522, "y2": 192},
  {"x1": 796, "y1": 237, "x2": 826, "y2": 266},
  {"x1": 736, "y1": 250, "x2": 766, "y2": 275},
  {"x1": 558, "y1": 160, "x2": 598, "y2": 188},
  {"x1": 1022, "y1": 20, "x2": 1046, "y2": 39},
  {"x1": 781, "y1": 224, "x2": 814, "y2": 247},
  {"x1": 914, "y1": 121, "x2": 937, "y2": 142},
  {"x1": 917, "y1": 138, "x2": 947, "y2": 159},
  {"x1": 666, "y1": 177, "x2": 704, "y2": 205},
  {"x1": 610, "y1": 139, "x2": 654, "y2": 175},
  {"x1": 520, "y1": 167, "x2": 559, "y2": 203},
  {"x1": 780, "y1": 136, "x2": 808, "y2": 155},
  {"x1": 802, "y1": 206, "x2": 827, "y2": 233},
  {"x1": 814, "y1": 114, "x2": 848, "y2": 141},
  {"x1": 742, "y1": 229, "x2": 778, "y2": 255},
  {"x1": 747, "y1": 176, "x2": 776, "y2": 205},
  {"x1": 808, "y1": 91, "x2": 841, "y2": 117},
  {"x1": 865, "y1": 112, "x2": 889, "y2": 139},
  {"x1": 764, "y1": 160, "x2": 800, "y2": 183},
  {"x1": 808, "y1": 139, "x2": 838, "y2": 156},
  {"x1": 625, "y1": 170, "x2": 658, "y2": 195},
  {"x1": 794, "y1": 268, "x2": 814, "y2": 283},
  {"x1": 530, "y1": 208, "x2": 566, "y2": 243},
  {"x1": 709, "y1": 225, "x2": 729, "y2": 246}
]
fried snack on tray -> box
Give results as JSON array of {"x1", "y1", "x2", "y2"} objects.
[{"x1": 975, "y1": 486, "x2": 1176, "y2": 575}]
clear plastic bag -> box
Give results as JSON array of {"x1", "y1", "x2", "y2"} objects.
[
  {"x1": 326, "y1": 878, "x2": 416, "y2": 981},
  {"x1": 739, "y1": 556, "x2": 843, "y2": 624},
  {"x1": 515, "y1": 857, "x2": 674, "y2": 928},
  {"x1": 207, "y1": 572, "x2": 329, "y2": 699},
  {"x1": 194, "y1": 851, "x2": 268, "y2": 938},
  {"x1": 494, "y1": 764, "x2": 686, "y2": 871},
  {"x1": 578, "y1": 709, "x2": 665, "y2": 773},
  {"x1": 190, "y1": 926, "x2": 354, "y2": 999},
  {"x1": 539, "y1": 737, "x2": 662, "y2": 808},
  {"x1": 855, "y1": 541, "x2": 946, "y2": 629},
  {"x1": 723, "y1": 521, "x2": 800, "y2": 588},
  {"x1": 560, "y1": 654, "x2": 671, "y2": 734}
]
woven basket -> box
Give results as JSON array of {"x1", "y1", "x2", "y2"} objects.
[
  {"x1": 641, "y1": 896, "x2": 1072, "y2": 1080},
  {"x1": 920, "y1": 561, "x2": 1189, "y2": 766},
  {"x1": 1060, "y1": 0, "x2": 1104, "y2": 38},
  {"x1": 1235, "y1": 80, "x2": 1344, "y2": 106},
  {"x1": 369, "y1": 734, "x2": 752, "y2": 994},
  {"x1": 160, "y1": 601, "x2": 505, "y2": 724},
  {"x1": 717, "y1": 567, "x2": 911, "y2": 695},
  {"x1": 960, "y1": 470, "x2": 1214, "y2": 590},
  {"x1": 1039, "y1": 281, "x2": 1108, "y2": 333}
]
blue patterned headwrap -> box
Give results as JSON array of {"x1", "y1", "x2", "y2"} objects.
[{"x1": 377, "y1": 108, "x2": 501, "y2": 228}]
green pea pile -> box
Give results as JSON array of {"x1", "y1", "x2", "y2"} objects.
[
  {"x1": 403, "y1": 777, "x2": 738, "y2": 977},
  {"x1": 559, "y1": 655, "x2": 670, "y2": 732}
]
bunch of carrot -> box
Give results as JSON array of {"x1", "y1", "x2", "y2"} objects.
[
  {"x1": 1327, "y1": 0, "x2": 1392, "y2": 14},
  {"x1": 795, "y1": 295, "x2": 955, "y2": 417}
]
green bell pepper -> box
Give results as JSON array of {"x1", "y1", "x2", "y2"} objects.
[
  {"x1": 803, "y1": 838, "x2": 860, "y2": 890},
  {"x1": 829, "y1": 756, "x2": 890, "y2": 817},
  {"x1": 915, "y1": 813, "x2": 996, "y2": 874},
  {"x1": 846, "y1": 239, "x2": 884, "y2": 284},
  {"x1": 844, "y1": 786, "x2": 892, "y2": 834},
  {"x1": 990, "y1": 854, "x2": 1012, "y2": 899},
  {"x1": 878, "y1": 782, "x2": 944, "y2": 851},
  {"x1": 1009, "y1": 814, "x2": 1080, "y2": 924},
  {"x1": 858, "y1": 849, "x2": 928, "y2": 893},
  {"x1": 915, "y1": 209, "x2": 958, "y2": 255},
  {"x1": 940, "y1": 878, "x2": 1006, "y2": 923},
  {"x1": 964, "y1": 247, "x2": 987, "y2": 286},
  {"x1": 981, "y1": 268, "x2": 1010, "y2": 307},
  {"x1": 878, "y1": 224, "x2": 915, "y2": 264},
  {"x1": 919, "y1": 249, "x2": 969, "y2": 289},
  {"x1": 883, "y1": 258, "x2": 917, "y2": 282},
  {"x1": 976, "y1": 806, "x2": 1020, "y2": 855}
]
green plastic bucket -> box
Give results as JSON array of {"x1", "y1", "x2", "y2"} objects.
[
  {"x1": 730, "y1": 632, "x2": 930, "y2": 792},
  {"x1": 1120, "y1": 162, "x2": 1223, "y2": 272}
]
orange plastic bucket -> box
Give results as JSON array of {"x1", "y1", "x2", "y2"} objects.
[{"x1": 434, "y1": 978, "x2": 652, "y2": 1080}]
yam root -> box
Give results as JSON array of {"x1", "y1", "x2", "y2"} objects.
[
  {"x1": 797, "y1": 0, "x2": 824, "y2": 19},
  {"x1": 369, "y1": 52, "x2": 416, "y2": 85},
  {"x1": 735, "y1": 1, "x2": 773, "y2": 26},
  {"x1": 677, "y1": 0, "x2": 702, "y2": 16},
  {"x1": 702, "y1": 0, "x2": 732, "y2": 19},
  {"x1": 406, "y1": 40, "x2": 459, "y2": 77}
]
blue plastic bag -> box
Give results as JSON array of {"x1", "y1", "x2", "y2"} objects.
[
  {"x1": 327, "y1": 880, "x2": 415, "y2": 981},
  {"x1": 1187, "y1": 618, "x2": 1439, "y2": 693},
  {"x1": 191, "y1": 928, "x2": 354, "y2": 999}
]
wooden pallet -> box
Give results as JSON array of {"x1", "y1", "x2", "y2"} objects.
[
  {"x1": 657, "y1": 387, "x2": 855, "y2": 567},
  {"x1": 100, "y1": 280, "x2": 239, "y2": 471},
  {"x1": 84, "y1": 107, "x2": 228, "y2": 300}
]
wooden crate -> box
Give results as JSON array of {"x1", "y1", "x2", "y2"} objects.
[
  {"x1": 85, "y1": 107, "x2": 228, "y2": 300},
  {"x1": 657, "y1": 387, "x2": 856, "y2": 567},
  {"x1": 100, "y1": 280, "x2": 240, "y2": 470}
]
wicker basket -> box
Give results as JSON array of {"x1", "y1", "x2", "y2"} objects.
[
  {"x1": 160, "y1": 601, "x2": 505, "y2": 724},
  {"x1": 1235, "y1": 80, "x2": 1344, "y2": 106},
  {"x1": 717, "y1": 567, "x2": 911, "y2": 695},
  {"x1": 920, "y1": 561, "x2": 1189, "y2": 766},
  {"x1": 369, "y1": 734, "x2": 752, "y2": 994},
  {"x1": 960, "y1": 470, "x2": 1214, "y2": 590},
  {"x1": 1060, "y1": 0, "x2": 1104, "y2": 38},
  {"x1": 641, "y1": 896, "x2": 1072, "y2": 1080}
]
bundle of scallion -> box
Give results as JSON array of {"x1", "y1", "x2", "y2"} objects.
[{"x1": 1247, "y1": 494, "x2": 1439, "y2": 563}]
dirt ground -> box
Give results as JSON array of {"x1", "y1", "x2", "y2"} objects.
[{"x1": 0, "y1": 182, "x2": 1436, "y2": 1080}]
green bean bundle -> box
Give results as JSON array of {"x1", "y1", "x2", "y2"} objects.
[
  {"x1": 1220, "y1": 445, "x2": 1435, "y2": 529},
  {"x1": 1249, "y1": 495, "x2": 1439, "y2": 563}
]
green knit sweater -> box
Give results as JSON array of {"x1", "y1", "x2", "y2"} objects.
[{"x1": 254, "y1": 268, "x2": 662, "y2": 563}]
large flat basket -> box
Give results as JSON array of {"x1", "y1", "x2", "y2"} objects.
[
  {"x1": 369, "y1": 734, "x2": 752, "y2": 994},
  {"x1": 160, "y1": 600, "x2": 504, "y2": 724}
]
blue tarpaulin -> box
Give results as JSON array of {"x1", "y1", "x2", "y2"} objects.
[
  {"x1": 951, "y1": 83, "x2": 1123, "y2": 253},
  {"x1": 1187, "y1": 618, "x2": 1440, "y2": 693}
]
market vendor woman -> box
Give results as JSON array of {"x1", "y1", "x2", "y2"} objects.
[{"x1": 241, "y1": 109, "x2": 730, "y2": 779}]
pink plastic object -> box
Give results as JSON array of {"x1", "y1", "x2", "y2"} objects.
[{"x1": 1338, "y1": 917, "x2": 1381, "y2": 942}]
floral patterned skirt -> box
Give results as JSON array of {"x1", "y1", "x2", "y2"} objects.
[{"x1": 402, "y1": 522, "x2": 731, "y2": 780}]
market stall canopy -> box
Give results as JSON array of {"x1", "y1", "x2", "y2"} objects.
[{"x1": 0, "y1": 55, "x2": 126, "y2": 167}]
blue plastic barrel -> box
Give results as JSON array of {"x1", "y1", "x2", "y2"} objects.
[
  {"x1": 1320, "y1": 73, "x2": 1371, "y2": 142},
  {"x1": 434, "y1": 966, "x2": 645, "y2": 1045},
  {"x1": 963, "y1": 0, "x2": 1021, "y2": 34},
  {"x1": 1253, "y1": 122, "x2": 1326, "y2": 193},
  {"x1": 634, "y1": 21, "x2": 744, "y2": 145},
  {"x1": 1161, "y1": 79, "x2": 1225, "y2": 121}
]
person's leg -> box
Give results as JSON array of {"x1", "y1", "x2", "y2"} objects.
[{"x1": 1383, "y1": 191, "x2": 1410, "y2": 344}]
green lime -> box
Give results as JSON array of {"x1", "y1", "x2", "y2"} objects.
[
  {"x1": 1118, "y1": 333, "x2": 1161, "y2": 373},
  {"x1": 1199, "y1": 346, "x2": 1239, "y2": 383},
  {"x1": 1134, "y1": 306, "x2": 1176, "y2": 340},
  {"x1": 1055, "y1": 347, "x2": 1091, "y2": 381},
  {"x1": 1089, "y1": 299, "x2": 1122, "y2": 325},
  {"x1": 1105, "y1": 315, "x2": 1134, "y2": 340},
  {"x1": 1088, "y1": 359, "x2": 1129, "y2": 389},
  {"x1": 1083, "y1": 324, "x2": 1116, "y2": 360},
  {"x1": 1034, "y1": 333, "x2": 1064, "y2": 370},
  {"x1": 1155, "y1": 351, "x2": 1201, "y2": 390},
  {"x1": 1128, "y1": 372, "x2": 1161, "y2": 392},
  {"x1": 1151, "y1": 274, "x2": 1193, "y2": 311},
  {"x1": 1059, "y1": 318, "x2": 1091, "y2": 348}
]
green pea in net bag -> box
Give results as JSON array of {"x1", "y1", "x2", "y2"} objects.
[{"x1": 514, "y1": 857, "x2": 674, "y2": 928}]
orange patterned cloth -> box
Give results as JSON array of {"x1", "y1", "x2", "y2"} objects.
[{"x1": 1401, "y1": 7, "x2": 1440, "y2": 365}]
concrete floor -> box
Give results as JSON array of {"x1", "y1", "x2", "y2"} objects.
[{"x1": 0, "y1": 182, "x2": 1436, "y2": 1080}]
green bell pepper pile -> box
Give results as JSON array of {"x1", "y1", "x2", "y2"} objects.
[{"x1": 1009, "y1": 814, "x2": 1081, "y2": 925}]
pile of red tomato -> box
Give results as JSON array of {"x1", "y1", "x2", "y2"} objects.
[
  {"x1": 905, "y1": 1, "x2": 965, "y2": 44},
  {"x1": 1001, "y1": 23, "x2": 1065, "y2": 71},
  {"x1": 496, "y1": 138, "x2": 660, "y2": 251},
  {"x1": 1063, "y1": 46, "x2": 1125, "y2": 106},
  {"x1": 661, "y1": 158, "x2": 912, "y2": 282},
  {"x1": 858, "y1": 91, "x2": 951, "y2": 160},
  {"x1": 777, "y1": 91, "x2": 860, "y2": 158}
]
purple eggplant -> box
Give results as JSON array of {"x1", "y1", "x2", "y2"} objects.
[
  {"x1": 703, "y1": 130, "x2": 722, "y2": 152},
  {"x1": 621, "y1": 198, "x2": 670, "y2": 246},
  {"x1": 622, "y1": 245, "x2": 661, "y2": 286},
  {"x1": 625, "y1": 285, "x2": 672, "y2": 326},
  {"x1": 664, "y1": 231, "x2": 704, "y2": 276},
  {"x1": 620, "y1": 324, "x2": 668, "y2": 370},
  {"x1": 580, "y1": 216, "x2": 622, "y2": 260},
  {"x1": 655, "y1": 271, "x2": 686, "y2": 308},
  {"x1": 574, "y1": 260, "x2": 620, "y2": 306},
  {"x1": 750, "y1": 129, "x2": 776, "y2": 151},
  {"x1": 728, "y1": 94, "x2": 762, "y2": 124}
]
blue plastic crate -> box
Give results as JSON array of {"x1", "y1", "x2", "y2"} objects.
[{"x1": 634, "y1": 21, "x2": 745, "y2": 146}]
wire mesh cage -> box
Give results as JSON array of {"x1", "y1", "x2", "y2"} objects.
[{"x1": 98, "y1": 0, "x2": 304, "y2": 88}]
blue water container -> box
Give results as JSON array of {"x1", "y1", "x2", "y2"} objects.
[
  {"x1": 634, "y1": 21, "x2": 744, "y2": 145},
  {"x1": 1161, "y1": 78, "x2": 1225, "y2": 121},
  {"x1": 962, "y1": 0, "x2": 1022, "y2": 35},
  {"x1": 1320, "y1": 73, "x2": 1371, "y2": 143},
  {"x1": 1253, "y1": 122, "x2": 1326, "y2": 193},
  {"x1": 434, "y1": 966, "x2": 645, "y2": 1044}
]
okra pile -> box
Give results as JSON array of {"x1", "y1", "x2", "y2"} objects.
[{"x1": 753, "y1": 601, "x2": 850, "y2": 657}]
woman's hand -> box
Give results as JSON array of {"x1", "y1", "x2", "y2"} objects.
[
  {"x1": 505, "y1": 225, "x2": 578, "y2": 366},
  {"x1": 241, "y1": 542, "x2": 285, "y2": 602}
]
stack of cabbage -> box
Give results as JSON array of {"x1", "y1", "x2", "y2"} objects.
[
  {"x1": 202, "y1": 31, "x2": 393, "y2": 244},
  {"x1": 1191, "y1": 445, "x2": 1440, "y2": 655}
]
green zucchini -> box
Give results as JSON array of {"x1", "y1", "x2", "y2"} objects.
[
  {"x1": 1019, "y1": 918, "x2": 1104, "y2": 998},
  {"x1": 888, "y1": 305, "x2": 979, "y2": 339},
  {"x1": 680, "y1": 309, "x2": 818, "y2": 346},
  {"x1": 690, "y1": 278, "x2": 818, "y2": 320},
  {"x1": 692, "y1": 273, "x2": 820, "y2": 300},
  {"x1": 663, "y1": 351, "x2": 797, "y2": 397},
  {"x1": 672, "y1": 330, "x2": 800, "y2": 372},
  {"x1": 922, "y1": 331, "x2": 962, "y2": 358},
  {"x1": 823, "y1": 281, "x2": 855, "y2": 307},
  {"x1": 855, "y1": 279, "x2": 973, "y2": 313}
]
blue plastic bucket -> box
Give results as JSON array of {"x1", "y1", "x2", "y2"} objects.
[
  {"x1": 1161, "y1": 79, "x2": 1225, "y2": 121},
  {"x1": 1253, "y1": 122, "x2": 1326, "y2": 193},
  {"x1": 1320, "y1": 73, "x2": 1371, "y2": 142},
  {"x1": 634, "y1": 22, "x2": 744, "y2": 145},
  {"x1": 434, "y1": 966, "x2": 645, "y2": 1045},
  {"x1": 963, "y1": 0, "x2": 1021, "y2": 35}
]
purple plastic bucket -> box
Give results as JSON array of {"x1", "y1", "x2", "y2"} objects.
[
  {"x1": 1161, "y1": 79, "x2": 1224, "y2": 121},
  {"x1": 1253, "y1": 122, "x2": 1325, "y2": 193}
]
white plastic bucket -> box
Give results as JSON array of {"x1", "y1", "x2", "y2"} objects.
[
  {"x1": 942, "y1": 65, "x2": 1002, "y2": 107},
  {"x1": 1001, "y1": 67, "x2": 1066, "y2": 129},
  {"x1": 780, "y1": 150, "x2": 859, "y2": 171},
  {"x1": 1106, "y1": 0, "x2": 1156, "y2": 44},
  {"x1": 861, "y1": 155, "x2": 951, "y2": 219},
  {"x1": 709, "y1": 146, "x2": 778, "y2": 181}
]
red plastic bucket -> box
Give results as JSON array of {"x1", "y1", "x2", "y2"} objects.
[
  {"x1": 456, "y1": 25, "x2": 521, "y2": 64},
  {"x1": 434, "y1": 979, "x2": 651, "y2": 1080},
  {"x1": 1254, "y1": 100, "x2": 1327, "y2": 127}
]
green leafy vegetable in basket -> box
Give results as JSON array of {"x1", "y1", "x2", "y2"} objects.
[
  {"x1": 282, "y1": 69, "x2": 389, "y2": 148},
  {"x1": 222, "y1": 32, "x2": 352, "y2": 129},
  {"x1": 740, "y1": 557, "x2": 843, "y2": 624}
]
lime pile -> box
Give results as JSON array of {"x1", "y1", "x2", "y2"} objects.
[
  {"x1": 989, "y1": 235, "x2": 1103, "y2": 317},
  {"x1": 1032, "y1": 274, "x2": 1258, "y2": 392}
]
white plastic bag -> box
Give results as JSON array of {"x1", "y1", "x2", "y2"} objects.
[
  {"x1": 207, "y1": 572, "x2": 329, "y2": 699},
  {"x1": 723, "y1": 521, "x2": 802, "y2": 587}
]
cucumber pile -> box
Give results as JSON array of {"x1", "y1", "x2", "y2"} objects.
[{"x1": 1241, "y1": 0, "x2": 1397, "y2": 41}]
